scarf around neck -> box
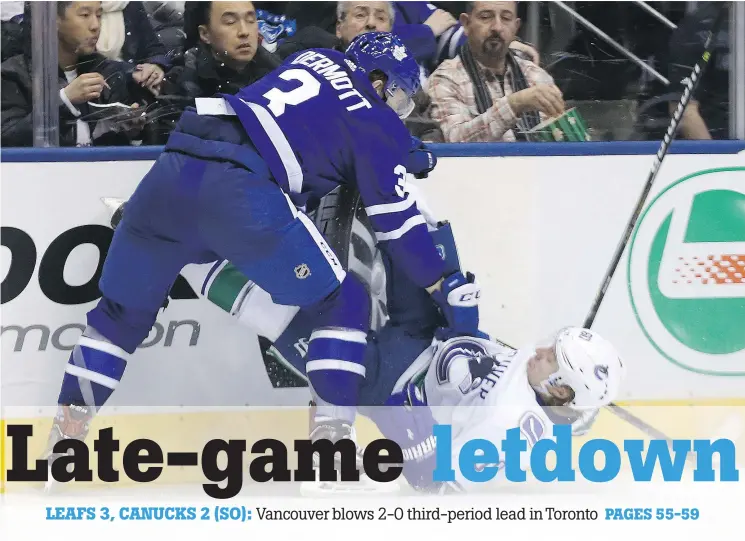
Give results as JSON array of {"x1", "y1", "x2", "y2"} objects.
[{"x1": 459, "y1": 41, "x2": 541, "y2": 140}]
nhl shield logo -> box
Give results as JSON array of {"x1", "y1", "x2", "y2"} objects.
[{"x1": 294, "y1": 263, "x2": 311, "y2": 279}]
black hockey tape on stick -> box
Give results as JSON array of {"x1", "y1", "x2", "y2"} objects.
[{"x1": 579, "y1": 6, "x2": 728, "y2": 452}]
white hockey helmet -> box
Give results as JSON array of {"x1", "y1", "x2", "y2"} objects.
[{"x1": 538, "y1": 327, "x2": 626, "y2": 410}]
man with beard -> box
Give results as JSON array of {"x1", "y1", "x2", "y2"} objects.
[{"x1": 427, "y1": 1, "x2": 564, "y2": 143}]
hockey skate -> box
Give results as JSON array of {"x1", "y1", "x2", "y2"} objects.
[
  {"x1": 41, "y1": 404, "x2": 94, "y2": 493},
  {"x1": 299, "y1": 402, "x2": 400, "y2": 496}
]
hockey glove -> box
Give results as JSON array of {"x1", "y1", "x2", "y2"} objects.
[
  {"x1": 378, "y1": 385, "x2": 466, "y2": 495},
  {"x1": 367, "y1": 383, "x2": 439, "y2": 491},
  {"x1": 571, "y1": 407, "x2": 601, "y2": 437},
  {"x1": 385, "y1": 380, "x2": 428, "y2": 409},
  {"x1": 407, "y1": 136, "x2": 437, "y2": 179},
  {"x1": 430, "y1": 271, "x2": 483, "y2": 338}
]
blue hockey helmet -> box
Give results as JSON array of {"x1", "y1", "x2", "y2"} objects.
[{"x1": 345, "y1": 31, "x2": 420, "y2": 118}]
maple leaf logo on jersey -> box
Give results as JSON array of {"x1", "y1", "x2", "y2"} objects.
[{"x1": 392, "y1": 45, "x2": 407, "y2": 61}]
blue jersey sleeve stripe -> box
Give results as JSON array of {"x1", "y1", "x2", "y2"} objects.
[
  {"x1": 306, "y1": 359, "x2": 367, "y2": 376},
  {"x1": 310, "y1": 328, "x2": 368, "y2": 344},
  {"x1": 244, "y1": 100, "x2": 304, "y2": 193},
  {"x1": 369, "y1": 203, "x2": 422, "y2": 234},
  {"x1": 375, "y1": 215, "x2": 427, "y2": 242},
  {"x1": 365, "y1": 196, "x2": 416, "y2": 216},
  {"x1": 221, "y1": 96, "x2": 304, "y2": 194}
]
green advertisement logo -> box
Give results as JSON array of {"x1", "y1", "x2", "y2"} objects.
[{"x1": 627, "y1": 167, "x2": 745, "y2": 375}]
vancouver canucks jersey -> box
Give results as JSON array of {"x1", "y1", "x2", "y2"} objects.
[
  {"x1": 423, "y1": 337, "x2": 557, "y2": 488},
  {"x1": 222, "y1": 48, "x2": 444, "y2": 289}
]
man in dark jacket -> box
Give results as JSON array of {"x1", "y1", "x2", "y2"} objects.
[
  {"x1": 147, "y1": 1, "x2": 281, "y2": 143},
  {"x1": 1, "y1": 1, "x2": 144, "y2": 147},
  {"x1": 164, "y1": 1, "x2": 280, "y2": 96}
]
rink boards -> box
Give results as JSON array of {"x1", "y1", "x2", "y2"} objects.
[{"x1": 1, "y1": 141, "x2": 745, "y2": 493}]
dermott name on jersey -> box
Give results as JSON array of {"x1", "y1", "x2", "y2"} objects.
[{"x1": 291, "y1": 51, "x2": 372, "y2": 112}]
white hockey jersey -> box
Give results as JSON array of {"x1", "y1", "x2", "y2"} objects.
[{"x1": 420, "y1": 336, "x2": 560, "y2": 489}]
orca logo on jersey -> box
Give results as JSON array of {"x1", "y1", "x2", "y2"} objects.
[
  {"x1": 435, "y1": 339, "x2": 489, "y2": 386},
  {"x1": 435, "y1": 339, "x2": 511, "y2": 399}
]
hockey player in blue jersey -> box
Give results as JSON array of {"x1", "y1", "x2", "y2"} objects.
[
  {"x1": 167, "y1": 198, "x2": 625, "y2": 495},
  {"x1": 43, "y1": 32, "x2": 484, "y2": 472}
]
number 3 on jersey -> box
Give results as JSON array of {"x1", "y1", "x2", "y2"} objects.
[
  {"x1": 394, "y1": 164, "x2": 408, "y2": 198},
  {"x1": 263, "y1": 69, "x2": 321, "y2": 117}
]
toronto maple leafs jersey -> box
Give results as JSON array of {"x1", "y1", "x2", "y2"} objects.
[
  {"x1": 422, "y1": 336, "x2": 558, "y2": 488},
  {"x1": 220, "y1": 48, "x2": 445, "y2": 289}
]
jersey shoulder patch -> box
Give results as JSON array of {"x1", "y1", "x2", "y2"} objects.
[{"x1": 435, "y1": 338, "x2": 502, "y2": 395}]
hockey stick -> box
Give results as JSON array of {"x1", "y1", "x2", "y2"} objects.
[{"x1": 581, "y1": 6, "x2": 728, "y2": 444}]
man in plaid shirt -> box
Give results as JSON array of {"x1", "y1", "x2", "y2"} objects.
[{"x1": 426, "y1": 1, "x2": 565, "y2": 143}]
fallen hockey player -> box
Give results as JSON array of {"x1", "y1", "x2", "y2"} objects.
[{"x1": 166, "y1": 197, "x2": 626, "y2": 495}]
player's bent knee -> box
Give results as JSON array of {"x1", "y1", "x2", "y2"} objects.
[
  {"x1": 86, "y1": 297, "x2": 160, "y2": 354},
  {"x1": 303, "y1": 274, "x2": 371, "y2": 407},
  {"x1": 309, "y1": 272, "x2": 371, "y2": 332}
]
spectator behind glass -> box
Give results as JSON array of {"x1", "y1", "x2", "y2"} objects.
[
  {"x1": 162, "y1": 1, "x2": 279, "y2": 95},
  {"x1": 277, "y1": 1, "x2": 394, "y2": 58},
  {"x1": 1, "y1": 1, "x2": 145, "y2": 147},
  {"x1": 94, "y1": 1, "x2": 172, "y2": 96},
  {"x1": 391, "y1": 2, "x2": 460, "y2": 75},
  {"x1": 1, "y1": 1, "x2": 25, "y2": 62},
  {"x1": 275, "y1": 2, "x2": 537, "y2": 79},
  {"x1": 666, "y1": 2, "x2": 730, "y2": 140},
  {"x1": 146, "y1": 1, "x2": 280, "y2": 143},
  {"x1": 392, "y1": 2, "x2": 540, "y2": 79},
  {"x1": 143, "y1": 1, "x2": 187, "y2": 54},
  {"x1": 277, "y1": 2, "x2": 461, "y2": 68},
  {"x1": 274, "y1": 2, "x2": 446, "y2": 140},
  {"x1": 427, "y1": 1, "x2": 563, "y2": 143}
]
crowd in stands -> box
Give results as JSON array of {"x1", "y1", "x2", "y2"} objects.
[{"x1": 0, "y1": 1, "x2": 735, "y2": 147}]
